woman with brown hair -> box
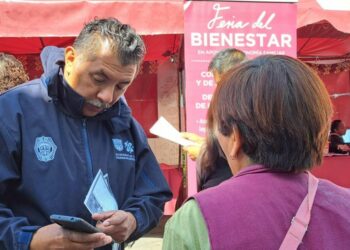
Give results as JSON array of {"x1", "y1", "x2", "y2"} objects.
[
  {"x1": 0, "y1": 53, "x2": 29, "y2": 93},
  {"x1": 163, "y1": 55, "x2": 350, "y2": 249}
]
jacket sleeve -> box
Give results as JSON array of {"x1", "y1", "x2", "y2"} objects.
[
  {"x1": 122, "y1": 119, "x2": 172, "y2": 242},
  {"x1": 0, "y1": 120, "x2": 40, "y2": 250}
]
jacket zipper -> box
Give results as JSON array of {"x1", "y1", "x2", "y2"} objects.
[{"x1": 82, "y1": 119, "x2": 94, "y2": 182}]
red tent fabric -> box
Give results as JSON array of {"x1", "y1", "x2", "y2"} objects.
[
  {"x1": 297, "y1": 0, "x2": 350, "y2": 33},
  {"x1": 0, "y1": 0, "x2": 184, "y2": 37},
  {"x1": 297, "y1": 0, "x2": 350, "y2": 59},
  {"x1": 0, "y1": 0, "x2": 184, "y2": 61},
  {"x1": 297, "y1": 20, "x2": 350, "y2": 60},
  {"x1": 0, "y1": 34, "x2": 182, "y2": 62}
]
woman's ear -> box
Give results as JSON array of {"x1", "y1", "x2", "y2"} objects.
[{"x1": 228, "y1": 127, "x2": 243, "y2": 160}]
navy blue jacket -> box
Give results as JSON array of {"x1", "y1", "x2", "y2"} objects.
[{"x1": 0, "y1": 47, "x2": 172, "y2": 249}]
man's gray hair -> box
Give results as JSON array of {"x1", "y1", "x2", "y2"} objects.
[
  {"x1": 73, "y1": 18, "x2": 146, "y2": 66},
  {"x1": 208, "y1": 48, "x2": 246, "y2": 75}
]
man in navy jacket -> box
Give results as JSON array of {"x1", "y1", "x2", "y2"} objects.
[{"x1": 0, "y1": 18, "x2": 172, "y2": 250}]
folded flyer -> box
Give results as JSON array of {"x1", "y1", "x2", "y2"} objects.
[{"x1": 150, "y1": 117, "x2": 199, "y2": 147}]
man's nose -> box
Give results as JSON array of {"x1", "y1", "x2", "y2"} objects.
[{"x1": 97, "y1": 86, "x2": 115, "y2": 104}]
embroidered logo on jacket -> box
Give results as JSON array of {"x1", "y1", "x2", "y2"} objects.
[
  {"x1": 112, "y1": 139, "x2": 123, "y2": 151},
  {"x1": 34, "y1": 136, "x2": 57, "y2": 162},
  {"x1": 112, "y1": 138, "x2": 135, "y2": 161},
  {"x1": 124, "y1": 141, "x2": 134, "y2": 154}
]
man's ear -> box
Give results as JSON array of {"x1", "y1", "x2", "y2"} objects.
[
  {"x1": 228, "y1": 127, "x2": 243, "y2": 160},
  {"x1": 64, "y1": 46, "x2": 76, "y2": 64},
  {"x1": 64, "y1": 46, "x2": 76, "y2": 79}
]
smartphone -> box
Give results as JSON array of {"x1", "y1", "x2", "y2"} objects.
[{"x1": 50, "y1": 214, "x2": 100, "y2": 234}]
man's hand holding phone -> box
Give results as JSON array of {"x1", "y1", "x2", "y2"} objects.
[
  {"x1": 93, "y1": 210, "x2": 137, "y2": 243},
  {"x1": 30, "y1": 223, "x2": 113, "y2": 250}
]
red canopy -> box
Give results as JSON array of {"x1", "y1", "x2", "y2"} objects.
[
  {"x1": 0, "y1": 0, "x2": 184, "y2": 61},
  {"x1": 0, "y1": 35, "x2": 182, "y2": 62},
  {"x1": 297, "y1": 20, "x2": 350, "y2": 60},
  {"x1": 297, "y1": 0, "x2": 350, "y2": 59},
  {"x1": 0, "y1": 0, "x2": 184, "y2": 37},
  {"x1": 297, "y1": 0, "x2": 350, "y2": 33}
]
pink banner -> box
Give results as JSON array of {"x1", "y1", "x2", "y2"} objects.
[{"x1": 184, "y1": 1, "x2": 297, "y2": 196}]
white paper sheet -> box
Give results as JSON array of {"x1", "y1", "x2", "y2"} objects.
[
  {"x1": 84, "y1": 169, "x2": 118, "y2": 214},
  {"x1": 150, "y1": 117, "x2": 199, "y2": 147}
]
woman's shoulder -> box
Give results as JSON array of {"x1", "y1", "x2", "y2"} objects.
[
  {"x1": 163, "y1": 199, "x2": 210, "y2": 250},
  {"x1": 165, "y1": 199, "x2": 204, "y2": 230},
  {"x1": 317, "y1": 179, "x2": 350, "y2": 204}
]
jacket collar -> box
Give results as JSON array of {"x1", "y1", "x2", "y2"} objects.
[
  {"x1": 235, "y1": 164, "x2": 304, "y2": 178},
  {"x1": 235, "y1": 164, "x2": 268, "y2": 178}
]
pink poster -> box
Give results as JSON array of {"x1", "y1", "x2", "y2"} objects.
[{"x1": 184, "y1": 1, "x2": 297, "y2": 196}]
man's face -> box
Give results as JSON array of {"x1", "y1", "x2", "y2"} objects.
[
  {"x1": 336, "y1": 121, "x2": 347, "y2": 136},
  {"x1": 64, "y1": 46, "x2": 138, "y2": 117}
]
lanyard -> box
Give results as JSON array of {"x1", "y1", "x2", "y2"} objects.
[{"x1": 279, "y1": 172, "x2": 319, "y2": 250}]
